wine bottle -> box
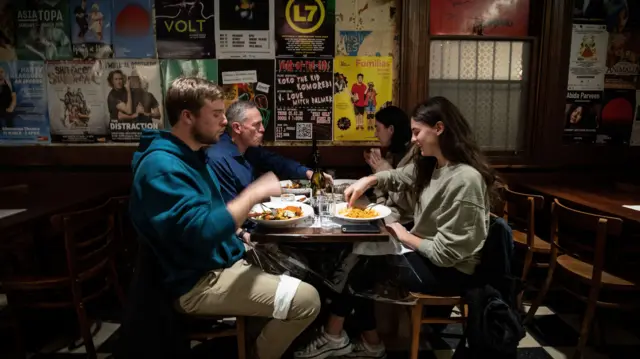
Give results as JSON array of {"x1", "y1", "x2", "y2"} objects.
[{"x1": 310, "y1": 129, "x2": 326, "y2": 197}]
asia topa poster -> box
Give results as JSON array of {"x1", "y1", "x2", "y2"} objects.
[
  {"x1": 218, "y1": 59, "x2": 275, "y2": 141},
  {"x1": 15, "y1": 0, "x2": 72, "y2": 60},
  {"x1": 333, "y1": 56, "x2": 392, "y2": 141},
  {"x1": 0, "y1": 60, "x2": 49, "y2": 143}
]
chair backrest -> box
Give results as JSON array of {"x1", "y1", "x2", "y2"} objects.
[
  {"x1": 51, "y1": 200, "x2": 115, "y2": 280},
  {"x1": 501, "y1": 186, "x2": 544, "y2": 242},
  {"x1": 0, "y1": 184, "x2": 28, "y2": 194},
  {"x1": 551, "y1": 199, "x2": 623, "y2": 286}
]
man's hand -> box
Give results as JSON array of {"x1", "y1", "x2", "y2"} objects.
[
  {"x1": 305, "y1": 170, "x2": 334, "y2": 185},
  {"x1": 246, "y1": 172, "x2": 282, "y2": 202}
]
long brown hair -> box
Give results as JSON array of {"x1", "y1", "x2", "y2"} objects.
[{"x1": 411, "y1": 97, "x2": 500, "y2": 205}]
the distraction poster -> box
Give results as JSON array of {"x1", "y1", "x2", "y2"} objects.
[
  {"x1": 218, "y1": 59, "x2": 275, "y2": 141},
  {"x1": 333, "y1": 56, "x2": 392, "y2": 141},
  {"x1": 275, "y1": 0, "x2": 334, "y2": 57}
]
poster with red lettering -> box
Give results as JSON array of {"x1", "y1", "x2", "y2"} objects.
[{"x1": 429, "y1": 0, "x2": 530, "y2": 36}]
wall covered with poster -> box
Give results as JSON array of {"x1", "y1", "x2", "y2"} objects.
[
  {"x1": 0, "y1": 0, "x2": 398, "y2": 145},
  {"x1": 564, "y1": 0, "x2": 640, "y2": 146}
]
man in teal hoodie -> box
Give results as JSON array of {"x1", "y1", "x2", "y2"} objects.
[{"x1": 129, "y1": 77, "x2": 321, "y2": 359}]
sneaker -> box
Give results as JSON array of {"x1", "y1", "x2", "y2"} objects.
[
  {"x1": 343, "y1": 340, "x2": 387, "y2": 359},
  {"x1": 294, "y1": 330, "x2": 353, "y2": 359}
]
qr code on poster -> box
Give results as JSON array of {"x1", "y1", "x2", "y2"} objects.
[{"x1": 296, "y1": 123, "x2": 313, "y2": 139}]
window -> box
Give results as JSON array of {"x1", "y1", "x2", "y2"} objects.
[{"x1": 429, "y1": 40, "x2": 532, "y2": 152}]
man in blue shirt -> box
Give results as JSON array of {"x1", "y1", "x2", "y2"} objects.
[
  {"x1": 207, "y1": 100, "x2": 332, "y2": 204},
  {"x1": 129, "y1": 77, "x2": 320, "y2": 359}
]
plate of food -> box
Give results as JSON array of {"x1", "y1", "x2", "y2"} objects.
[
  {"x1": 269, "y1": 194, "x2": 310, "y2": 203},
  {"x1": 280, "y1": 180, "x2": 312, "y2": 194},
  {"x1": 248, "y1": 202, "x2": 314, "y2": 227},
  {"x1": 334, "y1": 202, "x2": 392, "y2": 223}
]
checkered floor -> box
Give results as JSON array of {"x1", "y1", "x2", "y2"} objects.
[{"x1": 1, "y1": 294, "x2": 639, "y2": 359}]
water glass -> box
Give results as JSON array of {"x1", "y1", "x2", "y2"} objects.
[
  {"x1": 281, "y1": 193, "x2": 295, "y2": 202},
  {"x1": 316, "y1": 194, "x2": 334, "y2": 226}
]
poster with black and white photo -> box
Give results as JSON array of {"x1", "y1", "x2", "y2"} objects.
[
  {"x1": 275, "y1": 58, "x2": 332, "y2": 140},
  {"x1": 155, "y1": 0, "x2": 215, "y2": 59},
  {"x1": 101, "y1": 59, "x2": 164, "y2": 142},
  {"x1": 567, "y1": 23, "x2": 608, "y2": 91},
  {"x1": 563, "y1": 90, "x2": 601, "y2": 144},
  {"x1": 275, "y1": 0, "x2": 335, "y2": 57},
  {"x1": 214, "y1": 0, "x2": 275, "y2": 59},
  {"x1": 218, "y1": 59, "x2": 275, "y2": 141},
  {"x1": 597, "y1": 88, "x2": 635, "y2": 145}
]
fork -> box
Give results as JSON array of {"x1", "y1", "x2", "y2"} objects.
[{"x1": 259, "y1": 203, "x2": 278, "y2": 216}]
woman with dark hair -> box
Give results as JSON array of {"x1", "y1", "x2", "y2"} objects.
[
  {"x1": 363, "y1": 105, "x2": 415, "y2": 227},
  {"x1": 295, "y1": 98, "x2": 498, "y2": 359}
]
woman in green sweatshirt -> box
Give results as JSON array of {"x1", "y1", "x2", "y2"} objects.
[{"x1": 294, "y1": 97, "x2": 499, "y2": 359}]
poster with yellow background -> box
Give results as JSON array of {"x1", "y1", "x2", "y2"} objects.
[{"x1": 333, "y1": 56, "x2": 393, "y2": 141}]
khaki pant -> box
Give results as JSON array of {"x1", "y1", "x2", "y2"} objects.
[{"x1": 178, "y1": 259, "x2": 321, "y2": 359}]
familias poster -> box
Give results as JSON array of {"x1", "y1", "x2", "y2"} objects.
[
  {"x1": 70, "y1": 0, "x2": 113, "y2": 59},
  {"x1": 275, "y1": 0, "x2": 335, "y2": 57},
  {"x1": 15, "y1": 0, "x2": 72, "y2": 60},
  {"x1": 155, "y1": 0, "x2": 215, "y2": 59},
  {"x1": 46, "y1": 60, "x2": 108, "y2": 143},
  {"x1": 101, "y1": 59, "x2": 164, "y2": 142},
  {"x1": 275, "y1": 58, "x2": 332, "y2": 141},
  {"x1": 218, "y1": 59, "x2": 275, "y2": 141},
  {"x1": 429, "y1": 0, "x2": 530, "y2": 36},
  {"x1": 215, "y1": 0, "x2": 275, "y2": 59},
  {"x1": 0, "y1": 61, "x2": 49, "y2": 144},
  {"x1": 333, "y1": 56, "x2": 392, "y2": 141}
]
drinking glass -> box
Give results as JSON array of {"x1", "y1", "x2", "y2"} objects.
[
  {"x1": 281, "y1": 193, "x2": 295, "y2": 202},
  {"x1": 316, "y1": 194, "x2": 334, "y2": 227}
]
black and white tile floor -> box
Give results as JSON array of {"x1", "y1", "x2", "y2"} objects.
[{"x1": 1, "y1": 294, "x2": 639, "y2": 359}]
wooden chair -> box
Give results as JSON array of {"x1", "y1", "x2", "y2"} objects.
[
  {"x1": 2, "y1": 199, "x2": 125, "y2": 359},
  {"x1": 182, "y1": 314, "x2": 247, "y2": 359},
  {"x1": 0, "y1": 184, "x2": 28, "y2": 194},
  {"x1": 525, "y1": 199, "x2": 639, "y2": 359},
  {"x1": 110, "y1": 196, "x2": 138, "y2": 285},
  {"x1": 408, "y1": 293, "x2": 467, "y2": 359},
  {"x1": 501, "y1": 186, "x2": 548, "y2": 309}
]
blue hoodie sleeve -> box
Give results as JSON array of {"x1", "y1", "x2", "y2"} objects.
[
  {"x1": 245, "y1": 146, "x2": 309, "y2": 179},
  {"x1": 139, "y1": 170, "x2": 238, "y2": 262}
]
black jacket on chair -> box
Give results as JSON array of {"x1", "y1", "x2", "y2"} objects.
[
  {"x1": 114, "y1": 241, "x2": 191, "y2": 359},
  {"x1": 453, "y1": 217, "x2": 525, "y2": 359}
]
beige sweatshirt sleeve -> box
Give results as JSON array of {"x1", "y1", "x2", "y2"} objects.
[
  {"x1": 374, "y1": 163, "x2": 415, "y2": 193},
  {"x1": 416, "y1": 173, "x2": 488, "y2": 268}
]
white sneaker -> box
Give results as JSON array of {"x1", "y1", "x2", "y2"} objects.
[
  {"x1": 294, "y1": 330, "x2": 353, "y2": 359},
  {"x1": 343, "y1": 340, "x2": 387, "y2": 359}
]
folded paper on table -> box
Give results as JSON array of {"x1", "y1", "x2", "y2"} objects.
[{"x1": 623, "y1": 205, "x2": 640, "y2": 212}]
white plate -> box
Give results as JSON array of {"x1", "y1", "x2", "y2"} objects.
[
  {"x1": 333, "y1": 202, "x2": 391, "y2": 223},
  {"x1": 280, "y1": 180, "x2": 312, "y2": 194},
  {"x1": 248, "y1": 202, "x2": 314, "y2": 227},
  {"x1": 270, "y1": 195, "x2": 310, "y2": 203}
]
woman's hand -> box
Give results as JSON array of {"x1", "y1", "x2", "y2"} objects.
[
  {"x1": 344, "y1": 175, "x2": 376, "y2": 207},
  {"x1": 386, "y1": 222, "x2": 408, "y2": 241},
  {"x1": 367, "y1": 148, "x2": 392, "y2": 172}
]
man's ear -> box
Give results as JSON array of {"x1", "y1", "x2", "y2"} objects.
[{"x1": 231, "y1": 121, "x2": 242, "y2": 135}]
